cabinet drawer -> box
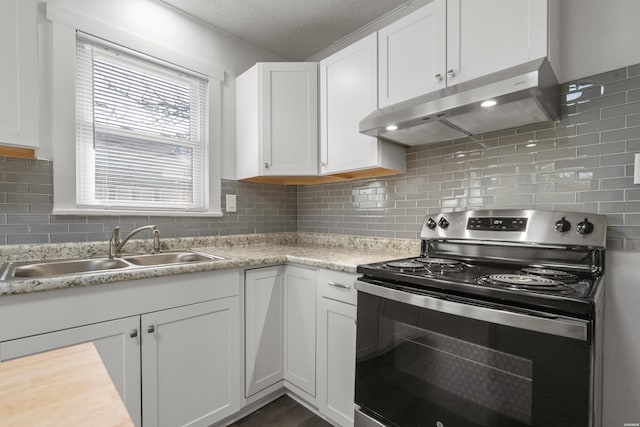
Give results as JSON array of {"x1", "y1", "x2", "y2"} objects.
[{"x1": 317, "y1": 269, "x2": 357, "y2": 305}]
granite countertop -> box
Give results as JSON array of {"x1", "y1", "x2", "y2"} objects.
[
  {"x1": 193, "y1": 243, "x2": 411, "y2": 272},
  {"x1": 0, "y1": 233, "x2": 419, "y2": 297}
]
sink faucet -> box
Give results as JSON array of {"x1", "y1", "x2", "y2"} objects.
[{"x1": 109, "y1": 225, "x2": 160, "y2": 258}]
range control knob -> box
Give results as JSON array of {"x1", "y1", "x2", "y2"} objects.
[
  {"x1": 438, "y1": 217, "x2": 449, "y2": 229},
  {"x1": 426, "y1": 218, "x2": 437, "y2": 229},
  {"x1": 555, "y1": 217, "x2": 571, "y2": 233},
  {"x1": 576, "y1": 218, "x2": 594, "y2": 235}
]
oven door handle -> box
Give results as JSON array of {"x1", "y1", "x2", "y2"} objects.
[{"x1": 355, "y1": 281, "x2": 589, "y2": 341}]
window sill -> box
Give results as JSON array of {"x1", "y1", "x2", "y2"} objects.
[{"x1": 52, "y1": 208, "x2": 224, "y2": 217}]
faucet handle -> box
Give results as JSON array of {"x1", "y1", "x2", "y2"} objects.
[{"x1": 152, "y1": 229, "x2": 161, "y2": 254}]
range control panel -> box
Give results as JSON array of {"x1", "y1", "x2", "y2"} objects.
[
  {"x1": 420, "y1": 209, "x2": 607, "y2": 248},
  {"x1": 467, "y1": 217, "x2": 528, "y2": 231}
]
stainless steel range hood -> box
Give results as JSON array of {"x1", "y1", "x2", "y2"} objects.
[{"x1": 359, "y1": 58, "x2": 560, "y2": 146}]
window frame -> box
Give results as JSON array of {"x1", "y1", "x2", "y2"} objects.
[{"x1": 49, "y1": 5, "x2": 223, "y2": 216}]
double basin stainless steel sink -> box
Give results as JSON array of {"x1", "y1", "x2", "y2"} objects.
[{"x1": 0, "y1": 251, "x2": 224, "y2": 281}]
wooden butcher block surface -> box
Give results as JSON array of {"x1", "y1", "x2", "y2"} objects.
[{"x1": 0, "y1": 342, "x2": 133, "y2": 426}]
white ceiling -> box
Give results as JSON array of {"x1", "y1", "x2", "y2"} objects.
[{"x1": 160, "y1": 0, "x2": 410, "y2": 60}]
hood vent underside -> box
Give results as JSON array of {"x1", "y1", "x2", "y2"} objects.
[{"x1": 359, "y1": 58, "x2": 560, "y2": 146}]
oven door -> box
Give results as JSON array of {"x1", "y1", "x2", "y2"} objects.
[{"x1": 355, "y1": 280, "x2": 595, "y2": 427}]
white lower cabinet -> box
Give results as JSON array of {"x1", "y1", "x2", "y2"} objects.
[
  {"x1": 244, "y1": 266, "x2": 285, "y2": 397},
  {"x1": 244, "y1": 265, "x2": 317, "y2": 404},
  {"x1": 284, "y1": 265, "x2": 317, "y2": 397},
  {"x1": 316, "y1": 269, "x2": 358, "y2": 427},
  {"x1": 0, "y1": 271, "x2": 241, "y2": 427},
  {"x1": 0, "y1": 298, "x2": 240, "y2": 427},
  {"x1": 0, "y1": 316, "x2": 142, "y2": 426},
  {"x1": 141, "y1": 298, "x2": 240, "y2": 427},
  {"x1": 243, "y1": 266, "x2": 357, "y2": 425},
  {"x1": 317, "y1": 298, "x2": 357, "y2": 427}
]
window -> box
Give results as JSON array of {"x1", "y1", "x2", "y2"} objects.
[{"x1": 75, "y1": 34, "x2": 209, "y2": 212}]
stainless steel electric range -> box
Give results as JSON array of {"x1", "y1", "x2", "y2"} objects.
[{"x1": 354, "y1": 209, "x2": 606, "y2": 427}]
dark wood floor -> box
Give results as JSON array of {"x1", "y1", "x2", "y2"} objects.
[{"x1": 229, "y1": 395, "x2": 333, "y2": 427}]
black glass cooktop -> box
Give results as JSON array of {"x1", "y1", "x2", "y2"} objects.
[{"x1": 357, "y1": 257, "x2": 600, "y2": 318}]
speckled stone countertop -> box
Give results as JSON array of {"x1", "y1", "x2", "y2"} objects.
[{"x1": 0, "y1": 233, "x2": 419, "y2": 297}]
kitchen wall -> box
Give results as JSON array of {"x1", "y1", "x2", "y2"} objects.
[
  {"x1": 0, "y1": 158, "x2": 296, "y2": 245},
  {"x1": 558, "y1": 0, "x2": 640, "y2": 83},
  {"x1": 3, "y1": 62, "x2": 640, "y2": 246},
  {"x1": 4, "y1": 0, "x2": 640, "y2": 250},
  {"x1": 299, "y1": 62, "x2": 640, "y2": 251}
]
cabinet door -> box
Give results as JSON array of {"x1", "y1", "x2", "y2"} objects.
[
  {"x1": 141, "y1": 298, "x2": 240, "y2": 427},
  {"x1": 260, "y1": 63, "x2": 318, "y2": 176},
  {"x1": 0, "y1": 316, "x2": 141, "y2": 426},
  {"x1": 446, "y1": 0, "x2": 548, "y2": 85},
  {"x1": 317, "y1": 298, "x2": 357, "y2": 427},
  {"x1": 320, "y1": 33, "x2": 380, "y2": 175},
  {"x1": 284, "y1": 265, "x2": 317, "y2": 396},
  {"x1": 245, "y1": 266, "x2": 284, "y2": 397},
  {"x1": 378, "y1": 1, "x2": 446, "y2": 107},
  {"x1": 0, "y1": 0, "x2": 38, "y2": 148}
]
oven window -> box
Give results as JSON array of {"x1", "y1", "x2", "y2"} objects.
[
  {"x1": 356, "y1": 292, "x2": 591, "y2": 427},
  {"x1": 394, "y1": 323, "x2": 532, "y2": 424}
]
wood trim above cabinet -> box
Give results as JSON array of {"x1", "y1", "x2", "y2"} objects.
[
  {"x1": 330, "y1": 166, "x2": 404, "y2": 181},
  {"x1": 238, "y1": 165, "x2": 405, "y2": 185},
  {"x1": 0, "y1": 145, "x2": 36, "y2": 159},
  {"x1": 239, "y1": 175, "x2": 346, "y2": 186}
]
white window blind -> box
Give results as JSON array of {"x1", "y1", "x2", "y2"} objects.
[{"x1": 75, "y1": 34, "x2": 209, "y2": 211}]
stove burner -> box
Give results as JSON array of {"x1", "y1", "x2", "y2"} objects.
[
  {"x1": 520, "y1": 268, "x2": 579, "y2": 283},
  {"x1": 383, "y1": 261, "x2": 426, "y2": 273},
  {"x1": 477, "y1": 274, "x2": 574, "y2": 293},
  {"x1": 489, "y1": 274, "x2": 561, "y2": 286},
  {"x1": 416, "y1": 257, "x2": 464, "y2": 273}
]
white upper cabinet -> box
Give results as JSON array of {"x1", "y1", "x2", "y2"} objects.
[
  {"x1": 379, "y1": 0, "x2": 555, "y2": 106},
  {"x1": 316, "y1": 269, "x2": 358, "y2": 427},
  {"x1": 236, "y1": 62, "x2": 318, "y2": 180},
  {"x1": 446, "y1": 0, "x2": 550, "y2": 85},
  {"x1": 320, "y1": 33, "x2": 405, "y2": 176},
  {"x1": 378, "y1": 1, "x2": 446, "y2": 108},
  {"x1": 0, "y1": 0, "x2": 39, "y2": 148}
]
